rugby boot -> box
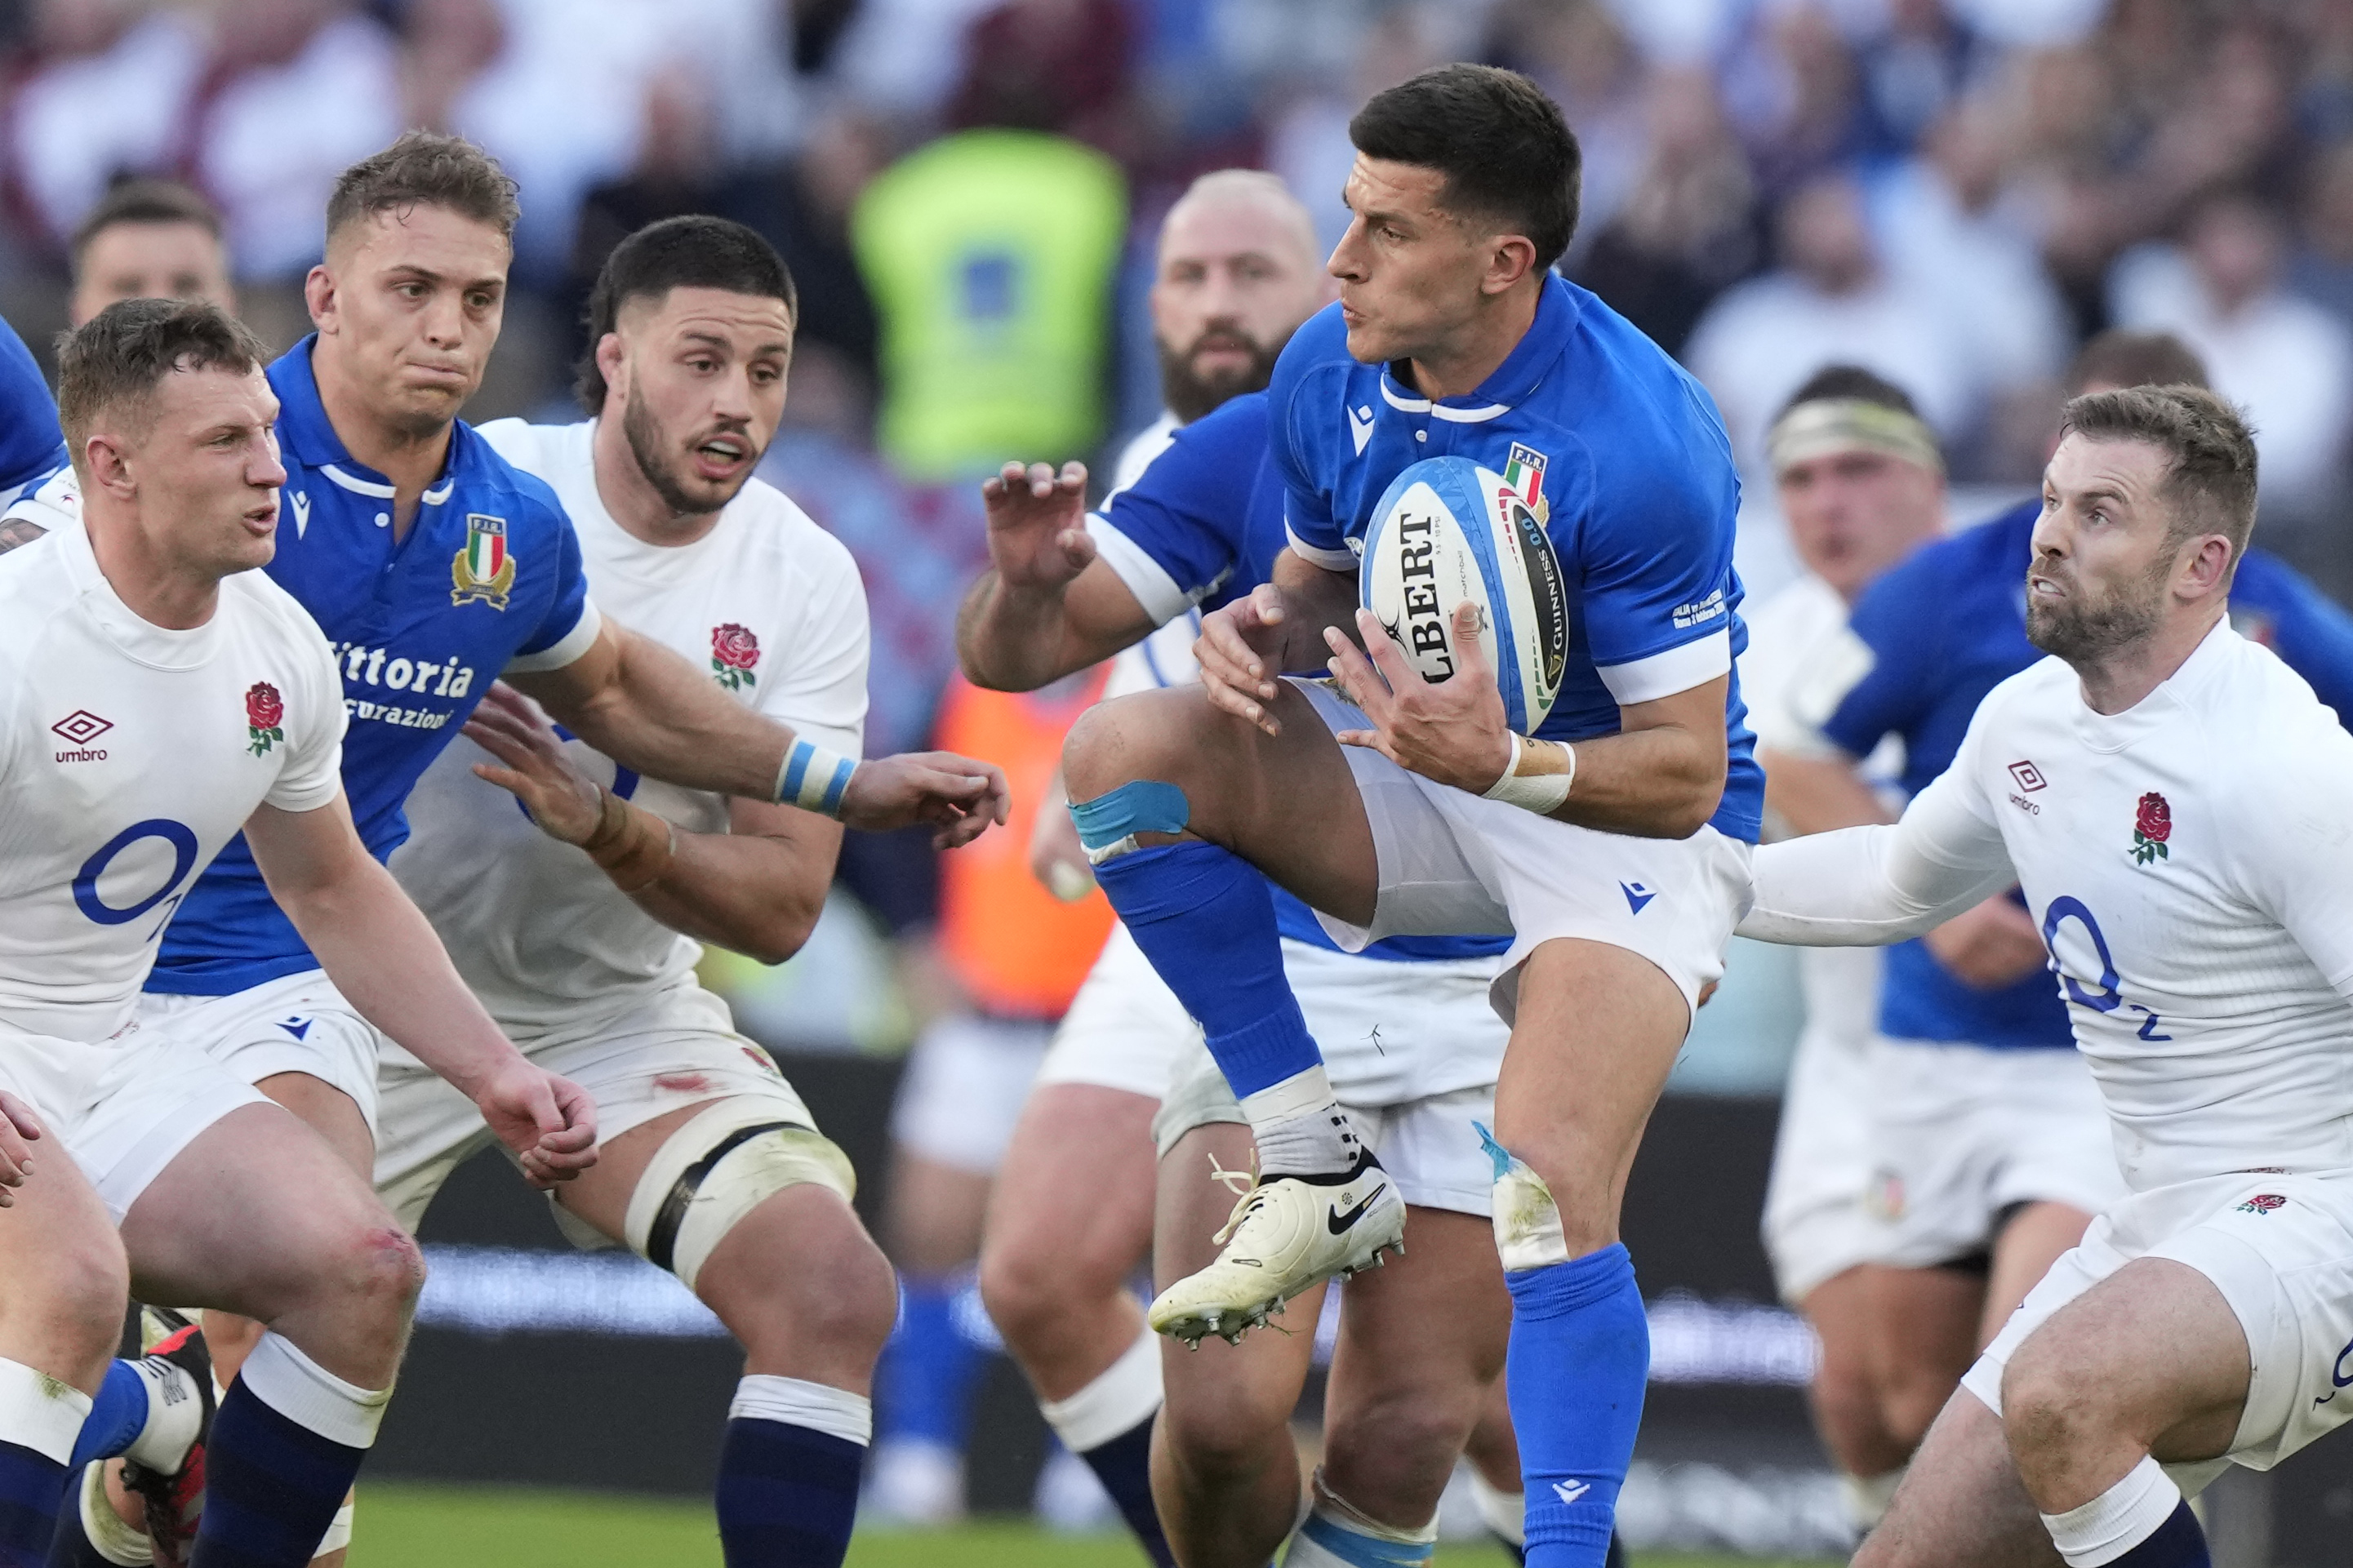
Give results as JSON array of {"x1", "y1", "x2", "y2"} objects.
[
  {"x1": 120, "y1": 1307, "x2": 215, "y2": 1566},
  {"x1": 1148, "y1": 1146, "x2": 1405, "y2": 1346}
]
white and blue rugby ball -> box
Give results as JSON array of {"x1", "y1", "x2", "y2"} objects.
[{"x1": 1359, "y1": 456, "x2": 1569, "y2": 734}]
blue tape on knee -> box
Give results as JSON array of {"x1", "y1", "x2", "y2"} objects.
[{"x1": 1069, "y1": 780, "x2": 1190, "y2": 851}]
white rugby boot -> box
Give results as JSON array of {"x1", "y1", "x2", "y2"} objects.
[{"x1": 1148, "y1": 1148, "x2": 1406, "y2": 1346}]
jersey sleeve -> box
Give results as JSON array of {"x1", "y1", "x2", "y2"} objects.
[
  {"x1": 0, "y1": 318, "x2": 65, "y2": 507},
  {"x1": 1083, "y1": 395, "x2": 1265, "y2": 623},
  {"x1": 1568, "y1": 437, "x2": 1741, "y2": 705},
  {"x1": 2240, "y1": 727, "x2": 2353, "y2": 1002},
  {"x1": 504, "y1": 495, "x2": 602, "y2": 672},
  {"x1": 1812, "y1": 554, "x2": 1946, "y2": 760},
  {"x1": 264, "y1": 605, "x2": 349, "y2": 814},
  {"x1": 760, "y1": 535, "x2": 870, "y2": 757}
]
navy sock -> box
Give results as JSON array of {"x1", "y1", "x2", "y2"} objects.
[
  {"x1": 42, "y1": 1508, "x2": 113, "y2": 1568},
  {"x1": 2112, "y1": 1501, "x2": 2211, "y2": 1566},
  {"x1": 189, "y1": 1381, "x2": 364, "y2": 1568},
  {"x1": 873, "y1": 1275, "x2": 981, "y2": 1450},
  {"x1": 1508, "y1": 1245, "x2": 1648, "y2": 1567},
  {"x1": 715, "y1": 1418, "x2": 861, "y2": 1567},
  {"x1": 1076, "y1": 1415, "x2": 1174, "y2": 1568},
  {"x1": 1090, "y1": 841, "x2": 1319, "y2": 1096},
  {"x1": 0, "y1": 1441, "x2": 67, "y2": 1568},
  {"x1": 65, "y1": 1366, "x2": 145, "y2": 1472}
]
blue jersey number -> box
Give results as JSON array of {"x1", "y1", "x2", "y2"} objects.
[
  {"x1": 73, "y1": 819, "x2": 200, "y2": 928},
  {"x1": 2039, "y1": 895, "x2": 2169, "y2": 1039}
]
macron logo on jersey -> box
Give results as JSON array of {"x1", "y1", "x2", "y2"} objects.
[
  {"x1": 1554, "y1": 1480, "x2": 1591, "y2": 1506},
  {"x1": 1621, "y1": 881, "x2": 1656, "y2": 915},
  {"x1": 290, "y1": 491, "x2": 311, "y2": 539},
  {"x1": 1350, "y1": 405, "x2": 1375, "y2": 455}
]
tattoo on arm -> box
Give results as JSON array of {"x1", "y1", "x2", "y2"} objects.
[{"x1": 0, "y1": 519, "x2": 46, "y2": 557}]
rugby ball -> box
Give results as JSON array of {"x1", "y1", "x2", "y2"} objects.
[{"x1": 1359, "y1": 456, "x2": 1569, "y2": 734}]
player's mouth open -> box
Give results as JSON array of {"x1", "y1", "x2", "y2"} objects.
[
  {"x1": 692, "y1": 436, "x2": 749, "y2": 475},
  {"x1": 242, "y1": 504, "x2": 278, "y2": 535}
]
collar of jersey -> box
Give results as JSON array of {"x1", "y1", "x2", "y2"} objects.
[
  {"x1": 56, "y1": 508, "x2": 219, "y2": 669},
  {"x1": 269, "y1": 336, "x2": 460, "y2": 508},
  {"x1": 1375, "y1": 271, "x2": 1581, "y2": 424}
]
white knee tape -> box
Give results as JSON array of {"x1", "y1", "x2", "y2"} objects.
[
  {"x1": 623, "y1": 1099, "x2": 857, "y2": 1292},
  {"x1": 1491, "y1": 1156, "x2": 1571, "y2": 1271},
  {"x1": 316, "y1": 1497, "x2": 356, "y2": 1556}
]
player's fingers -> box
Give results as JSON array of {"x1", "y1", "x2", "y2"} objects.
[
  {"x1": 1323, "y1": 627, "x2": 1394, "y2": 713},
  {"x1": 1056, "y1": 527, "x2": 1097, "y2": 572},
  {"x1": 1027, "y1": 461, "x2": 1056, "y2": 497},
  {"x1": 1200, "y1": 672, "x2": 1282, "y2": 736},
  {"x1": 1351, "y1": 610, "x2": 1424, "y2": 695},
  {"x1": 0, "y1": 1091, "x2": 46, "y2": 1143},
  {"x1": 468, "y1": 761, "x2": 532, "y2": 799},
  {"x1": 1447, "y1": 601, "x2": 1492, "y2": 683},
  {"x1": 1057, "y1": 461, "x2": 1088, "y2": 491}
]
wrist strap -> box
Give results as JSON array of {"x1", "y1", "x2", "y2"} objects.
[
  {"x1": 776, "y1": 738, "x2": 857, "y2": 818},
  {"x1": 584, "y1": 787, "x2": 677, "y2": 893},
  {"x1": 1482, "y1": 732, "x2": 1575, "y2": 815}
]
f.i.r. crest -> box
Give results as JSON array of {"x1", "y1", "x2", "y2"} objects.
[{"x1": 451, "y1": 513, "x2": 516, "y2": 609}]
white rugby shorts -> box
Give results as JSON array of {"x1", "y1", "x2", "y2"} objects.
[
  {"x1": 137, "y1": 969, "x2": 385, "y2": 1132},
  {"x1": 0, "y1": 1022, "x2": 268, "y2": 1222},
  {"x1": 1151, "y1": 1034, "x2": 1500, "y2": 1218},
  {"x1": 1863, "y1": 1038, "x2": 2128, "y2": 1269},
  {"x1": 1293, "y1": 679, "x2": 1752, "y2": 1022},
  {"x1": 888, "y1": 1012, "x2": 1052, "y2": 1175},
  {"x1": 1034, "y1": 922, "x2": 1198, "y2": 1100},
  {"x1": 1963, "y1": 1170, "x2": 2353, "y2": 1487},
  {"x1": 1760, "y1": 1008, "x2": 1880, "y2": 1305},
  {"x1": 373, "y1": 975, "x2": 827, "y2": 1233}
]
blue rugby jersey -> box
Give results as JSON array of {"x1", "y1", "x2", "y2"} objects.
[
  {"x1": 1817, "y1": 497, "x2": 2353, "y2": 1048},
  {"x1": 1270, "y1": 273, "x2": 1763, "y2": 843},
  {"x1": 148, "y1": 338, "x2": 598, "y2": 993},
  {"x1": 1088, "y1": 390, "x2": 1510, "y2": 964},
  {"x1": 0, "y1": 315, "x2": 67, "y2": 507}
]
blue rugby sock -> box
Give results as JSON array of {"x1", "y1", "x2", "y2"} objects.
[
  {"x1": 64, "y1": 1365, "x2": 145, "y2": 1472},
  {"x1": 874, "y1": 1275, "x2": 981, "y2": 1453},
  {"x1": 2108, "y1": 1504, "x2": 2210, "y2": 1566},
  {"x1": 1508, "y1": 1245, "x2": 1648, "y2": 1567},
  {"x1": 716, "y1": 1377, "x2": 869, "y2": 1567},
  {"x1": 193, "y1": 1335, "x2": 382, "y2": 1568},
  {"x1": 1074, "y1": 1417, "x2": 1174, "y2": 1567},
  {"x1": 0, "y1": 1443, "x2": 69, "y2": 1568}
]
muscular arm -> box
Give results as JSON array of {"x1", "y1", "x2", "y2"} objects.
[
  {"x1": 510, "y1": 620, "x2": 790, "y2": 797},
  {"x1": 1738, "y1": 775, "x2": 2015, "y2": 947},
  {"x1": 956, "y1": 557, "x2": 1155, "y2": 692},
  {"x1": 1555, "y1": 676, "x2": 1731, "y2": 838},
  {"x1": 628, "y1": 798, "x2": 841, "y2": 965}
]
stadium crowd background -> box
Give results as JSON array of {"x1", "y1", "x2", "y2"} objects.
[{"x1": 12, "y1": 0, "x2": 2353, "y2": 1554}]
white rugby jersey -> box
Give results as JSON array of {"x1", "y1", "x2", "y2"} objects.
[
  {"x1": 0, "y1": 521, "x2": 344, "y2": 1042},
  {"x1": 389, "y1": 419, "x2": 869, "y2": 1039},
  {"x1": 1742, "y1": 572, "x2": 1902, "y2": 1052},
  {"x1": 1744, "y1": 620, "x2": 2353, "y2": 1191}
]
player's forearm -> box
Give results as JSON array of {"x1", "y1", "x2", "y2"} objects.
[
  {"x1": 1761, "y1": 748, "x2": 1893, "y2": 837},
  {"x1": 955, "y1": 570, "x2": 1092, "y2": 691},
  {"x1": 1739, "y1": 822, "x2": 2012, "y2": 947},
  {"x1": 541, "y1": 627, "x2": 792, "y2": 799},
  {"x1": 274, "y1": 857, "x2": 525, "y2": 1095},
  {"x1": 1550, "y1": 725, "x2": 1727, "y2": 838},
  {"x1": 621, "y1": 828, "x2": 834, "y2": 965},
  {"x1": 1269, "y1": 552, "x2": 1365, "y2": 671}
]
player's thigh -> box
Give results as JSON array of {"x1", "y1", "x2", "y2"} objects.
[
  {"x1": 1064, "y1": 681, "x2": 1381, "y2": 926},
  {"x1": 2001, "y1": 1256, "x2": 2248, "y2": 1466},
  {"x1": 1864, "y1": 1263, "x2": 1986, "y2": 1440},
  {"x1": 1984, "y1": 1202, "x2": 2093, "y2": 1347},
  {"x1": 0, "y1": 1139, "x2": 128, "y2": 1380},
  {"x1": 980, "y1": 1083, "x2": 1159, "y2": 1303},
  {"x1": 119, "y1": 1100, "x2": 416, "y2": 1319},
  {"x1": 1853, "y1": 1388, "x2": 2061, "y2": 1568},
  {"x1": 251, "y1": 1069, "x2": 373, "y2": 1179},
  {"x1": 1490, "y1": 937, "x2": 1690, "y2": 1238}
]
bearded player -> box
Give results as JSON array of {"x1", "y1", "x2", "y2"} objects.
[
  {"x1": 1744, "y1": 384, "x2": 2353, "y2": 1568},
  {"x1": 1057, "y1": 66, "x2": 1754, "y2": 1564},
  {"x1": 379, "y1": 214, "x2": 905, "y2": 1566},
  {"x1": 44, "y1": 135, "x2": 1003, "y2": 1568}
]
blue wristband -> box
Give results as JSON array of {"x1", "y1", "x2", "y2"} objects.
[{"x1": 776, "y1": 738, "x2": 857, "y2": 817}]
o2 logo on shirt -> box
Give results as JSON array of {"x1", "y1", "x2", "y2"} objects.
[
  {"x1": 73, "y1": 818, "x2": 200, "y2": 938},
  {"x1": 2039, "y1": 895, "x2": 2170, "y2": 1041}
]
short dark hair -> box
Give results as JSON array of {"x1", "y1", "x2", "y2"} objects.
[
  {"x1": 1777, "y1": 363, "x2": 1922, "y2": 421},
  {"x1": 56, "y1": 297, "x2": 271, "y2": 461},
  {"x1": 2066, "y1": 330, "x2": 2210, "y2": 397},
  {"x1": 1348, "y1": 64, "x2": 1581, "y2": 272},
  {"x1": 573, "y1": 215, "x2": 798, "y2": 413},
  {"x1": 326, "y1": 131, "x2": 519, "y2": 246},
  {"x1": 71, "y1": 180, "x2": 223, "y2": 273},
  {"x1": 2060, "y1": 384, "x2": 2259, "y2": 561}
]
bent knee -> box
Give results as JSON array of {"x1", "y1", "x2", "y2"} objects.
[
  {"x1": 1160, "y1": 1381, "x2": 1297, "y2": 1476},
  {"x1": 37, "y1": 1236, "x2": 130, "y2": 1358},
  {"x1": 1063, "y1": 691, "x2": 1208, "y2": 800},
  {"x1": 2001, "y1": 1348, "x2": 2102, "y2": 1454},
  {"x1": 321, "y1": 1223, "x2": 426, "y2": 1317},
  {"x1": 714, "y1": 1202, "x2": 898, "y2": 1362},
  {"x1": 978, "y1": 1234, "x2": 1125, "y2": 1355}
]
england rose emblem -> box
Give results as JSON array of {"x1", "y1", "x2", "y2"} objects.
[
  {"x1": 245, "y1": 681, "x2": 284, "y2": 757},
  {"x1": 710, "y1": 624, "x2": 759, "y2": 691},
  {"x1": 2131, "y1": 790, "x2": 2171, "y2": 864}
]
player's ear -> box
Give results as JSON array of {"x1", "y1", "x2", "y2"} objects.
[
  {"x1": 81, "y1": 432, "x2": 135, "y2": 499},
  {"x1": 1482, "y1": 234, "x2": 1538, "y2": 297},
  {"x1": 303, "y1": 263, "x2": 336, "y2": 335},
  {"x1": 594, "y1": 333, "x2": 627, "y2": 406},
  {"x1": 2177, "y1": 533, "x2": 2235, "y2": 601}
]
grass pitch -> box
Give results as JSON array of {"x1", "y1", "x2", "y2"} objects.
[{"x1": 343, "y1": 1481, "x2": 1835, "y2": 1567}]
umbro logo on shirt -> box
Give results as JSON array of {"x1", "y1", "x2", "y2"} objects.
[
  {"x1": 2007, "y1": 759, "x2": 2044, "y2": 815},
  {"x1": 51, "y1": 708, "x2": 111, "y2": 762}
]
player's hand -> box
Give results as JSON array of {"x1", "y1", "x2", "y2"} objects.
[
  {"x1": 981, "y1": 461, "x2": 1093, "y2": 589},
  {"x1": 0, "y1": 1090, "x2": 42, "y2": 1206},
  {"x1": 463, "y1": 682, "x2": 603, "y2": 843},
  {"x1": 1196, "y1": 584, "x2": 1297, "y2": 735},
  {"x1": 472, "y1": 1059, "x2": 599, "y2": 1189},
  {"x1": 1028, "y1": 772, "x2": 1095, "y2": 901},
  {"x1": 1324, "y1": 602, "x2": 1513, "y2": 791},
  {"x1": 1924, "y1": 893, "x2": 2049, "y2": 988},
  {"x1": 841, "y1": 751, "x2": 1012, "y2": 849}
]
